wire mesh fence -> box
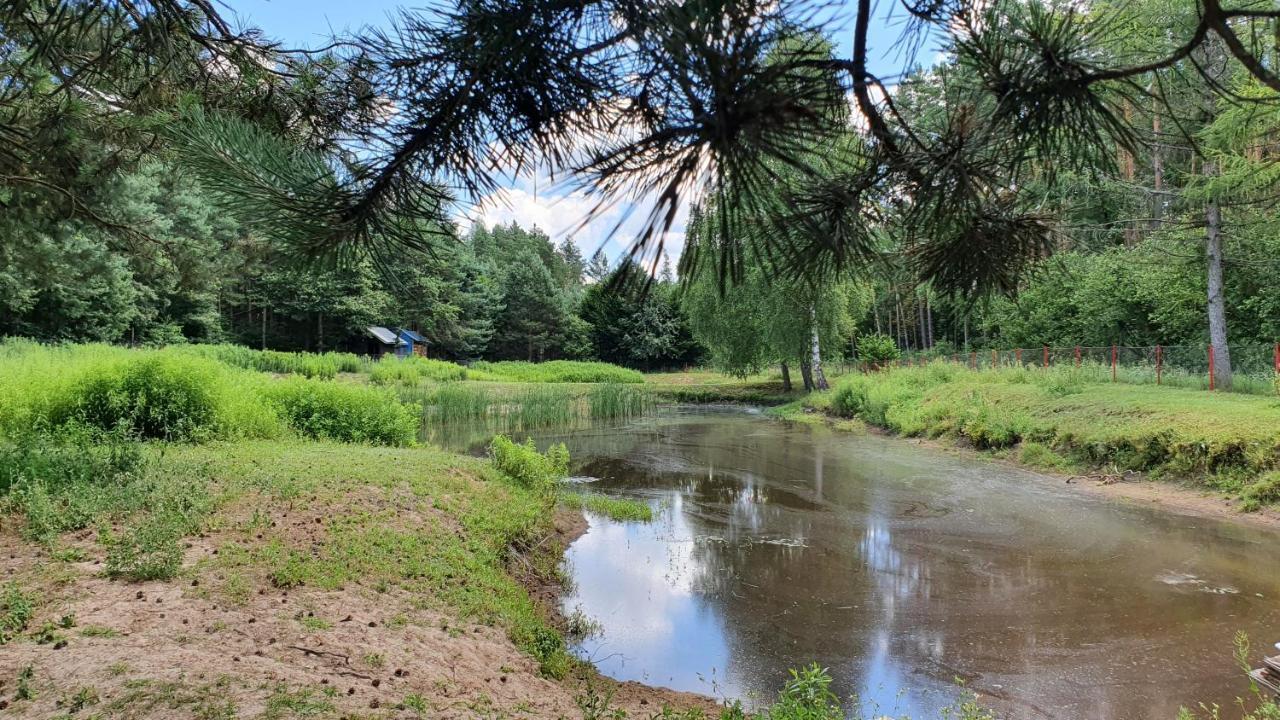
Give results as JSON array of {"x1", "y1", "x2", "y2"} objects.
[{"x1": 865, "y1": 344, "x2": 1280, "y2": 396}]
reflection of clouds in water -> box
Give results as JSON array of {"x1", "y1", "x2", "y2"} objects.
[{"x1": 564, "y1": 493, "x2": 733, "y2": 693}]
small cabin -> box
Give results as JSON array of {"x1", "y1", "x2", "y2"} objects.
[
  {"x1": 397, "y1": 328, "x2": 430, "y2": 358},
  {"x1": 365, "y1": 326, "x2": 408, "y2": 358}
]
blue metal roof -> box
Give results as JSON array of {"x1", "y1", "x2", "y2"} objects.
[{"x1": 397, "y1": 328, "x2": 428, "y2": 343}]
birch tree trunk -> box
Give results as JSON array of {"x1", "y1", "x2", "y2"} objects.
[
  {"x1": 810, "y1": 305, "x2": 829, "y2": 391},
  {"x1": 780, "y1": 362, "x2": 792, "y2": 392}
]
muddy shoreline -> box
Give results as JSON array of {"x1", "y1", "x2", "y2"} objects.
[{"x1": 800, "y1": 408, "x2": 1280, "y2": 532}]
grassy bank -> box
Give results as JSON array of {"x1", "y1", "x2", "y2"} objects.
[{"x1": 803, "y1": 363, "x2": 1280, "y2": 510}]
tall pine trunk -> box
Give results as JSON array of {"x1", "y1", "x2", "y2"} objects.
[{"x1": 1205, "y1": 187, "x2": 1233, "y2": 389}]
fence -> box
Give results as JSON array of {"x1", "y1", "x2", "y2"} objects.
[{"x1": 878, "y1": 344, "x2": 1280, "y2": 395}]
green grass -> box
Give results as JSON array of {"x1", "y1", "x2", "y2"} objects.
[
  {"x1": 560, "y1": 492, "x2": 653, "y2": 522},
  {"x1": 368, "y1": 355, "x2": 469, "y2": 385},
  {"x1": 179, "y1": 344, "x2": 363, "y2": 380},
  {"x1": 825, "y1": 363, "x2": 1280, "y2": 506},
  {"x1": 166, "y1": 439, "x2": 578, "y2": 677},
  {"x1": 0, "y1": 340, "x2": 418, "y2": 446},
  {"x1": 471, "y1": 360, "x2": 644, "y2": 384}
]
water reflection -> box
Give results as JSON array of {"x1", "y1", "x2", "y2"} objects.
[{"x1": 553, "y1": 408, "x2": 1280, "y2": 719}]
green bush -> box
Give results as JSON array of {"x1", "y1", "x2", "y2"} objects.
[
  {"x1": 854, "y1": 333, "x2": 901, "y2": 366},
  {"x1": 489, "y1": 435, "x2": 569, "y2": 493},
  {"x1": 470, "y1": 360, "x2": 643, "y2": 384},
  {"x1": 60, "y1": 354, "x2": 223, "y2": 441},
  {"x1": 263, "y1": 377, "x2": 420, "y2": 446}
]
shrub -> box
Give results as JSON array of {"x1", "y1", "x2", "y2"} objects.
[
  {"x1": 764, "y1": 664, "x2": 842, "y2": 720},
  {"x1": 489, "y1": 435, "x2": 569, "y2": 493},
  {"x1": 59, "y1": 354, "x2": 224, "y2": 441},
  {"x1": 263, "y1": 377, "x2": 419, "y2": 446},
  {"x1": 470, "y1": 360, "x2": 643, "y2": 384},
  {"x1": 854, "y1": 333, "x2": 900, "y2": 367}
]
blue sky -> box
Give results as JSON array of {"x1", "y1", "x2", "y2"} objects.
[{"x1": 219, "y1": 0, "x2": 939, "y2": 264}]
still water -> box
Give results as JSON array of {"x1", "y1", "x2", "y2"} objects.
[{"x1": 530, "y1": 406, "x2": 1280, "y2": 720}]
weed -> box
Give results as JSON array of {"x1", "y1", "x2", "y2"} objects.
[
  {"x1": 369, "y1": 355, "x2": 468, "y2": 385},
  {"x1": 262, "y1": 684, "x2": 334, "y2": 719},
  {"x1": 490, "y1": 436, "x2": 569, "y2": 494},
  {"x1": 575, "y1": 678, "x2": 626, "y2": 720},
  {"x1": 297, "y1": 613, "x2": 332, "y2": 631},
  {"x1": 1240, "y1": 472, "x2": 1280, "y2": 512},
  {"x1": 80, "y1": 625, "x2": 119, "y2": 638},
  {"x1": 402, "y1": 693, "x2": 430, "y2": 716},
  {"x1": 561, "y1": 492, "x2": 653, "y2": 522},
  {"x1": 263, "y1": 377, "x2": 419, "y2": 445},
  {"x1": 471, "y1": 360, "x2": 643, "y2": 384},
  {"x1": 61, "y1": 686, "x2": 100, "y2": 714},
  {"x1": 16, "y1": 665, "x2": 35, "y2": 701},
  {"x1": 0, "y1": 582, "x2": 35, "y2": 644},
  {"x1": 363, "y1": 652, "x2": 385, "y2": 668}
]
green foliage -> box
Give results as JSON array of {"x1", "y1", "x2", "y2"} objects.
[
  {"x1": 489, "y1": 436, "x2": 569, "y2": 494},
  {"x1": 472, "y1": 360, "x2": 643, "y2": 384},
  {"x1": 826, "y1": 364, "x2": 1280, "y2": 504},
  {"x1": 763, "y1": 665, "x2": 842, "y2": 720},
  {"x1": 560, "y1": 492, "x2": 653, "y2": 522},
  {"x1": 1240, "y1": 472, "x2": 1280, "y2": 512},
  {"x1": 183, "y1": 344, "x2": 362, "y2": 379},
  {"x1": 855, "y1": 333, "x2": 900, "y2": 366},
  {"x1": 368, "y1": 355, "x2": 468, "y2": 385},
  {"x1": 62, "y1": 354, "x2": 224, "y2": 441},
  {"x1": 103, "y1": 497, "x2": 207, "y2": 579},
  {"x1": 263, "y1": 377, "x2": 419, "y2": 446},
  {"x1": 0, "y1": 583, "x2": 35, "y2": 645}
]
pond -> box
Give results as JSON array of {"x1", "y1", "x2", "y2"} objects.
[{"x1": 528, "y1": 406, "x2": 1280, "y2": 720}]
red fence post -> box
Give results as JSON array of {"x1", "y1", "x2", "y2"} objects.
[
  {"x1": 1074, "y1": 346, "x2": 1081, "y2": 367},
  {"x1": 1274, "y1": 342, "x2": 1278, "y2": 375},
  {"x1": 1111, "y1": 345, "x2": 1117, "y2": 382},
  {"x1": 1208, "y1": 344, "x2": 1215, "y2": 391},
  {"x1": 1156, "y1": 345, "x2": 1163, "y2": 385},
  {"x1": 970, "y1": 351, "x2": 976, "y2": 370},
  {"x1": 991, "y1": 350, "x2": 997, "y2": 368},
  {"x1": 1016, "y1": 348, "x2": 1022, "y2": 367},
  {"x1": 1043, "y1": 345, "x2": 1049, "y2": 369}
]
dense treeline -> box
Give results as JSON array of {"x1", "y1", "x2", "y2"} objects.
[
  {"x1": 857, "y1": 0, "x2": 1280, "y2": 380},
  {"x1": 1, "y1": 186, "x2": 704, "y2": 367}
]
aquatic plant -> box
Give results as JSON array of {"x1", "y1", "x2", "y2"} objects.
[
  {"x1": 470, "y1": 360, "x2": 644, "y2": 384},
  {"x1": 368, "y1": 355, "x2": 468, "y2": 385}
]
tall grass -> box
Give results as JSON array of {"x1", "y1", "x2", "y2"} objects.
[
  {"x1": 368, "y1": 355, "x2": 469, "y2": 385},
  {"x1": 400, "y1": 382, "x2": 653, "y2": 440},
  {"x1": 180, "y1": 343, "x2": 363, "y2": 379},
  {"x1": 0, "y1": 340, "x2": 418, "y2": 446},
  {"x1": 826, "y1": 362, "x2": 1280, "y2": 503},
  {"x1": 470, "y1": 360, "x2": 643, "y2": 384}
]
